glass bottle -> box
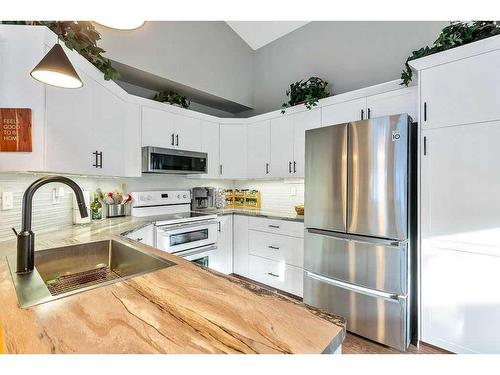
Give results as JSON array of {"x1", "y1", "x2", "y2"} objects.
[{"x1": 90, "y1": 192, "x2": 102, "y2": 220}]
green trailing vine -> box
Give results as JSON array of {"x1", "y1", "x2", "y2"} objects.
[
  {"x1": 1, "y1": 21, "x2": 119, "y2": 80},
  {"x1": 153, "y1": 90, "x2": 191, "y2": 109},
  {"x1": 401, "y1": 21, "x2": 500, "y2": 86},
  {"x1": 281, "y1": 77, "x2": 329, "y2": 114}
]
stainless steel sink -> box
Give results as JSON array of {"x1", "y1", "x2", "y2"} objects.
[{"x1": 6, "y1": 238, "x2": 175, "y2": 308}]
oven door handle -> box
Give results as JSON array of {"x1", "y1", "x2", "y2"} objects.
[
  {"x1": 175, "y1": 244, "x2": 217, "y2": 258},
  {"x1": 156, "y1": 220, "x2": 218, "y2": 233}
]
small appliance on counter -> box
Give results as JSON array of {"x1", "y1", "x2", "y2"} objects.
[
  {"x1": 192, "y1": 187, "x2": 216, "y2": 210},
  {"x1": 73, "y1": 190, "x2": 91, "y2": 224},
  {"x1": 191, "y1": 187, "x2": 225, "y2": 210}
]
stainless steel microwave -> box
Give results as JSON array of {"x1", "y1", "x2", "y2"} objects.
[{"x1": 142, "y1": 146, "x2": 208, "y2": 174}]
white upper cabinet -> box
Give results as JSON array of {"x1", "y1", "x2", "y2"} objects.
[
  {"x1": 174, "y1": 115, "x2": 201, "y2": 151},
  {"x1": 420, "y1": 48, "x2": 500, "y2": 129},
  {"x1": 366, "y1": 86, "x2": 418, "y2": 121},
  {"x1": 201, "y1": 121, "x2": 220, "y2": 178},
  {"x1": 45, "y1": 71, "x2": 95, "y2": 175},
  {"x1": 292, "y1": 108, "x2": 321, "y2": 177},
  {"x1": 46, "y1": 74, "x2": 131, "y2": 176},
  {"x1": 247, "y1": 120, "x2": 271, "y2": 179},
  {"x1": 141, "y1": 107, "x2": 176, "y2": 148},
  {"x1": 91, "y1": 80, "x2": 127, "y2": 176},
  {"x1": 220, "y1": 124, "x2": 247, "y2": 179},
  {"x1": 321, "y1": 97, "x2": 366, "y2": 126},
  {"x1": 270, "y1": 115, "x2": 295, "y2": 177},
  {"x1": 141, "y1": 106, "x2": 202, "y2": 151}
]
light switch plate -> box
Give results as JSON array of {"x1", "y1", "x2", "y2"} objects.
[
  {"x1": 2, "y1": 192, "x2": 14, "y2": 210},
  {"x1": 290, "y1": 187, "x2": 297, "y2": 196}
]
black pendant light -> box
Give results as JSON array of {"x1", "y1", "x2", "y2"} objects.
[{"x1": 30, "y1": 43, "x2": 83, "y2": 89}]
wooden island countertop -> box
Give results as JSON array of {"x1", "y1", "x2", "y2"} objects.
[{"x1": 0, "y1": 217, "x2": 345, "y2": 354}]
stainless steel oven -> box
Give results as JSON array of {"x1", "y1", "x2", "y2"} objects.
[{"x1": 142, "y1": 146, "x2": 207, "y2": 174}]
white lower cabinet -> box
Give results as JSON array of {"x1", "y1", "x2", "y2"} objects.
[
  {"x1": 210, "y1": 215, "x2": 233, "y2": 275},
  {"x1": 248, "y1": 255, "x2": 303, "y2": 297},
  {"x1": 125, "y1": 224, "x2": 155, "y2": 247},
  {"x1": 234, "y1": 216, "x2": 304, "y2": 297},
  {"x1": 248, "y1": 230, "x2": 304, "y2": 268},
  {"x1": 421, "y1": 241, "x2": 500, "y2": 354},
  {"x1": 233, "y1": 215, "x2": 249, "y2": 277}
]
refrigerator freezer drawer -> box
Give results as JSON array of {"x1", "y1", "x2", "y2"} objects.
[
  {"x1": 305, "y1": 229, "x2": 407, "y2": 295},
  {"x1": 304, "y1": 271, "x2": 408, "y2": 351}
]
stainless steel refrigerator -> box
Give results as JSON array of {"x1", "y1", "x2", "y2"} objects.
[{"x1": 303, "y1": 114, "x2": 417, "y2": 351}]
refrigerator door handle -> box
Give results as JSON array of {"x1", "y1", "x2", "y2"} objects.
[
  {"x1": 305, "y1": 271, "x2": 402, "y2": 302},
  {"x1": 306, "y1": 228, "x2": 402, "y2": 247}
]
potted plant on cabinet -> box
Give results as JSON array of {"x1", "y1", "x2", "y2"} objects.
[
  {"x1": 152, "y1": 90, "x2": 191, "y2": 109},
  {"x1": 401, "y1": 21, "x2": 500, "y2": 86},
  {"x1": 281, "y1": 76, "x2": 329, "y2": 114}
]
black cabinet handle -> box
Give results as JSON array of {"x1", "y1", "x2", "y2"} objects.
[
  {"x1": 176, "y1": 134, "x2": 179, "y2": 146},
  {"x1": 423, "y1": 136, "x2": 427, "y2": 156},
  {"x1": 424, "y1": 102, "x2": 427, "y2": 122},
  {"x1": 265, "y1": 162, "x2": 269, "y2": 174},
  {"x1": 217, "y1": 221, "x2": 221, "y2": 232},
  {"x1": 92, "y1": 151, "x2": 102, "y2": 168},
  {"x1": 219, "y1": 164, "x2": 223, "y2": 175},
  {"x1": 267, "y1": 272, "x2": 279, "y2": 278},
  {"x1": 288, "y1": 161, "x2": 292, "y2": 173},
  {"x1": 268, "y1": 224, "x2": 280, "y2": 229},
  {"x1": 171, "y1": 133, "x2": 175, "y2": 146},
  {"x1": 293, "y1": 161, "x2": 296, "y2": 173},
  {"x1": 367, "y1": 108, "x2": 371, "y2": 119},
  {"x1": 268, "y1": 245, "x2": 280, "y2": 250},
  {"x1": 361, "y1": 109, "x2": 364, "y2": 120}
]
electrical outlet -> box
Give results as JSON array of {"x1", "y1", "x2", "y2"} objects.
[
  {"x1": 290, "y1": 187, "x2": 297, "y2": 196},
  {"x1": 52, "y1": 187, "x2": 65, "y2": 205},
  {"x1": 2, "y1": 192, "x2": 14, "y2": 210}
]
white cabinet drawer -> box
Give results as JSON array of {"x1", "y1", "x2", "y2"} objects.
[
  {"x1": 247, "y1": 217, "x2": 304, "y2": 238},
  {"x1": 248, "y1": 230, "x2": 304, "y2": 267},
  {"x1": 248, "y1": 255, "x2": 303, "y2": 297}
]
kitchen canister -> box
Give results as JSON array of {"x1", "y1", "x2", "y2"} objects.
[{"x1": 106, "y1": 204, "x2": 130, "y2": 218}]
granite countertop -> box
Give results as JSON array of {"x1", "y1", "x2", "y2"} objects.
[
  {"x1": 0, "y1": 217, "x2": 344, "y2": 354},
  {"x1": 194, "y1": 208, "x2": 304, "y2": 222}
]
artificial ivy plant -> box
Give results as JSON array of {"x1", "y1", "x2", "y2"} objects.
[
  {"x1": 281, "y1": 77, "x2": 329, "y2": 114},
  {"x1": 1, "y1": 21, "x2": 119, "y2": 80},
  {"x1": 401, "y1": 21, "x2": 500, "y2": 86},
  {"x1": 153, "y1": 90, "x2": 191, "y2": 109}
]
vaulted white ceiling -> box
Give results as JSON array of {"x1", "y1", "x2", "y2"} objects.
[{"x1": 226, "y1": 21, "x2": 310, "y2": 50}]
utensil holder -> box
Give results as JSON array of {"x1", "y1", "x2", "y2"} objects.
[{"x1": 106, "y1": 204, "x2": 129, "y2": 218}]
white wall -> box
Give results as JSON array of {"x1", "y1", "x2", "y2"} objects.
[
  {"x1": 96, "y1": 21, "x2": 254, "y2": 109},
  {"x1": 248, "y1": 21, "x2": 448, "y2": 115}
]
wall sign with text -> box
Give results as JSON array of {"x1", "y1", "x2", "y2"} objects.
[{"x1": 0, "y1": 108, "x2": 32, "y2": 152}]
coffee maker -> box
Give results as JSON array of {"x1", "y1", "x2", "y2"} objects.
[{"x1": 192, "y1": 187, "x2": 216, "y2": 210}]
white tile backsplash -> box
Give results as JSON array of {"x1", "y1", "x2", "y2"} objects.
[
  {"x1": 234, "y1": 179, "x2": 304, "y2": 213},
  {"x1": 0, "y1": 173, "x2": 304, "y2": 243}
]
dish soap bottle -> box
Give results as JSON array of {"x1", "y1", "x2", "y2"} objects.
[{"x1": 90, "y1": 192, "x2": 102, "y2": 220}]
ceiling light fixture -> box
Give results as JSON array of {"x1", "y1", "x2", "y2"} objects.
[
  {"x1": 93, "y1": 20, "x2": 145, "y2": 30},
  {"x1": 30, "y1": 43, "x2": 83, "y2": 89}
]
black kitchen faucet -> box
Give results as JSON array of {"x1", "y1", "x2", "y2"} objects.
[{"x1": 13, "y1": 176, "x2": 88, "y2": 274}]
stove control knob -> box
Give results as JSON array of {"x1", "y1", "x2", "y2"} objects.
[
  {"x1": 177, "y1": 194, "x2": 181, "y2": 199},
  {"x1": 147, "y1": 195, "x2": 152, "y2": 201},
  {"x1": 183, "y1": 194, "x2": 187, "y2": 199}
]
